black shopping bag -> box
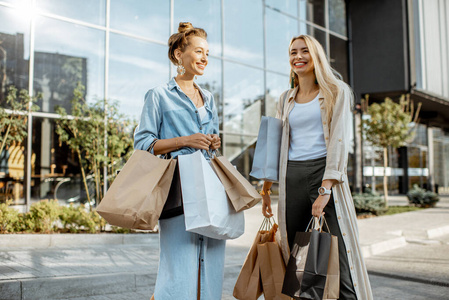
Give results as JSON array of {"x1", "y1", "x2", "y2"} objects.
[{"x1": 299, "y1": 228, "x2": 332, "y2": 300}]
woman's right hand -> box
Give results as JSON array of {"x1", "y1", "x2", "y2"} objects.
[
  {"x1": 262, "y1": 194, "x2": 273, "y2": 218},
  {"x1": 184, "y1": 133, "x2": 213, "y2": 150}
]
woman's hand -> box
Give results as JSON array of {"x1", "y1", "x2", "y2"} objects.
[
  {"x1": 312, "y1": 194, "x2": 331, "y2": 217},
  {"x1": 262, "y1": 194, "x2": 273, "y2": 218},
  {"x1": 208, "y1": 134, "x2": 221, "y2": 150},
  {"x1": 185, "y1": 133, "x2": 213, "y2": 150}
]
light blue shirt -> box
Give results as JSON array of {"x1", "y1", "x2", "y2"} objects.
[{"x1": 134, "y1": 77, "x2": 219, "y2": 159}]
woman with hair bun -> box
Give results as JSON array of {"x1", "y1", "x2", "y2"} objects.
[
  {"x1": 260, "y1": 35, "x2": 373, "y2": 299},
  {"x1": 134, "y1": 22, "x2": 223, "y2": 300}
]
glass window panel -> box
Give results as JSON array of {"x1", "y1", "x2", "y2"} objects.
[
  {"x1": 0, "y1": 5, "x2": 30, "y2": 101},
  {"x1": 266, "y1": 0, "x2": 297, "y2": 16},
  {"x1": 299, "y1": 22, "x2": 327, "y2": 52},
  {"x1": 1, "y1": 0, "x2": 30, "y2": 7},
  {"x1": 0, "y1": 140, "x2": 26, "y2": 205},
  {"x1": 224, "y1": 62, "x2": 263, "y2": 136},
  {"x1": 299, "y1": 0, "x2": 325, "y2": 27},
  {"x1": 266, "y1": 72, "x2": 289, "y2": 118},
  {"x1": 225, "y1": 133, "x2": 258, "y2": 164},
  {"x1": 329, "y1": 35, "x2": 348, "y2": 82},
  {"x1": 266, "y1": 9, "x2": 298, "y2": 74},
  {"x1": 174, "y1": 0, "x2": 222, "y2": 56},
  {"x1": 36, "y1": 0, "x2": 106, "y2": 26},
  {"x1": 108, "y1": 33, "x2": 169, "y2": 119},
  {"x1": 110, "y1": 0, "x2": 169, "y2": 43},
  {"x1": 328, "y1": 0, "x2": 347, "y2": 36},
  {"x1": 33, "y1": 16, "x2": 105, "y2": 113},
  {"x1": 224, "y1": 0, "x2": 263, "y2": 67},
  {"x1": 194, "y1": 57, "x2": 223, "y2": 129},
  {"x1": 31, "y1": 117, "x2": 87, "y2": 205}
]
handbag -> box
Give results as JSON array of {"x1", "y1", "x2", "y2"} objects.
[
  {"x1": 323, "y1": 235, "x2": 340, "y2": 300},
  {"x1": 96, "y1": 150, "x2": 176, "y2": 230},
  {"x1": 178, "y1": 150, "x2": 244, "y2": 240},
  {"x1": 249, "y1": 116, "x2": 283, "y2": 181},
  {"x1": 210, "y1": 152, "x2": 262, "y2": 212}
]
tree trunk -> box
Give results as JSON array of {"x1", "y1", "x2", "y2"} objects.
[
  {"x1": 0, "y1": 122, "x2": 12, "y2": 157},
  {"x1": 77, "y1": 151, "x2": 92, "y2": 211},
  {"x1": 383, "y1": 147, "x2": 389, "y2": 206}
]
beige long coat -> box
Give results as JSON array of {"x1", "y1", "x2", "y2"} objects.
[{"x1": 275, "y1": 85, "x2": 373, "y2": 300}]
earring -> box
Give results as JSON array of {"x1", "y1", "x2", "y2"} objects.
[
  {"x1": 290, "y1": 71, "x2": 295, "y2": 89},
  {"x1": 194, "y1": 75, "x2": 197, "y2": 81},
  {"x1": 315, "y1": 78, "x2": 318, "y2": 85},
  {"x1": 177, "y1": 59, "x2": 185, "y2": 75}
]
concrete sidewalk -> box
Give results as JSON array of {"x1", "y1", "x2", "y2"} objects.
[{"x1": 0, "y1": 195, "x2": 448, "y2": 299}]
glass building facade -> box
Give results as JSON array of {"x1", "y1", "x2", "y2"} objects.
[{"x1": 0, "y1": 0, "x2": 349, "y2": 207}]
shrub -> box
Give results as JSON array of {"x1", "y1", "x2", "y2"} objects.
[
  {"x1": 407, "y1": 184, "x2": 439, "y2": 208},
  {"x1": 59, "y1": 204, "x2": 106, "y2": 233},
  {"x1": 28, "y1": 200, "x2": 60, "y2": 233},
  {"x1": 0, "y1": 200, "x2": 21, "y2": 233},
  {"x1": 352, "y1": 191, "x2": 387, "y2": 215}
]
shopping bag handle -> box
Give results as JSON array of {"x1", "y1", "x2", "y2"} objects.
[{"x1": 306, "y1": 216, "x2": 331, "y2": 233}]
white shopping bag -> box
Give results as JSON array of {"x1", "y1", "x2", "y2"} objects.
[{"x1": 178, "y1": 151, "x2": 245, "y2": 240}]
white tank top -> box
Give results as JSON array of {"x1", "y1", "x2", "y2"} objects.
[
  {"x1": 288, "y1": 94, "x2": 327, "y2": 161},
  {"x1": 198, "y1": 106, "x2": 207, "y2": 121}
]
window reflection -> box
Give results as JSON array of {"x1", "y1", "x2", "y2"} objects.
[
  {"x1": 110, "y1": 0, "x2": 169, "y2": 43},
  {"x1": 36, "y1": 0, "x2": 106, "y2": 26},
  {"x1": 31, "y1": 117, "x2": 82, "y2": 204},
  {"x1": 266, "y1": 0, "x2": 298, "y2": 16},
  {"x1": 266, "y1": 8, "x2": 298, "y2": 74},
  {"x1": 108, "y1": 33, "x2": 168, "y2": 119},
  {"x1": 328, "y1": 0, "x2": 347, "y2": 36},
  {"x1": 224, "y1": 0, "x2": 263, "y2": 67},
  {"x1": 0, "y1": 5, "x2": 30, "y2": 101},
  {"x1": 174, "y1": 0, "x2": 221, "y2": 56},
  {"x1": 0, "y1": 141, "x2": 26, "y2": 204},
  {"x1": 330, "y1": 35, "x2": 348, "y2": 82},
  {"x1": 266, "y1": 72, "x2": 289, "y2": 117},
  {"x1": 299, "y1": 0, "x2": 325, "y2": 27},
  {"x1": 34, "y1": 16, "x2": 105, "y2": 113}
]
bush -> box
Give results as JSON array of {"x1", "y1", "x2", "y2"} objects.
[
  {"x1": 407, "y1": 184, "x2": 439, "y2": 208},
  {"x1": 0, "y1": 200, "x2": 21, "y2": 233},
  {"x1": 27, "y1": 199, "x2": 60, "y2": 233},
  {"x1": 352, "y1": 192, "x2": 387, "y2": 216},
  {"x1": 59, "y1": 204, "x2": 106, "y2": 233}
]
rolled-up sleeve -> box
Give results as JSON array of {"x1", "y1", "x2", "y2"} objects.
[
  {"x1": 133, "y1": 89, "x2": 162, "y2": 154},
  {"x1": 323, "y1": 86, "x2": 352, "y2": 184}
]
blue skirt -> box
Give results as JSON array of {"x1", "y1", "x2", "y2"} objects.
[{"x1": 154, "y1": 214, "x2": 226, "y2": 300}]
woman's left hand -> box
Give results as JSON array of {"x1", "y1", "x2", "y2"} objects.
[
  {"x1": 208, "y1": 134, "x2": 221, "y2": 150},
  {"x1": 312, "y1": 195, "x2": 331, "y2": 217}
]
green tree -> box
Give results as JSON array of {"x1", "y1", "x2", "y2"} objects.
[
  {"x1": 0, "y1": 87, "x2": 39, "y2": 156},
  {"x1": 362, "y1": 95, "x2": 421, "y2": 205},
  {"x1": 55, "y1": 84, "x2": 135, "y2": 208}
]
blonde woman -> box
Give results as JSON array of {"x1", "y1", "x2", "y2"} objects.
[
  {"x1": 134, "y1": 22, "x2": 223, "y2": 299},
  {"x1": 261, "y1": 35, "x2": 373, "y2": 299}
]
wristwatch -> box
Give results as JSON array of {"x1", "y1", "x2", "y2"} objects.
[{"x1": 318, "y1": 186, "x2": 332, "y2": 196}]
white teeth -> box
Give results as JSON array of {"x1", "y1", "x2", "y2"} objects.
[{"x1": 295, "y1": 62, "x2": 305, "y2": 66}]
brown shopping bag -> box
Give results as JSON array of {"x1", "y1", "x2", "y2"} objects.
[
  {"x1": 96, "y1": 150, "x2": 176, "y2": 230},
  {"x1": 257, "y1": 228, "x2": 290, "y2": 300},
  {"x1": 210, "y1": 154, "x2": 262, "y2": 212},
  {"x1": 233, "y1": 218, "x2": 276, "y2": 300},
  {"x1": 323, "y1": 235, "x2": 340, "y2": 300}
]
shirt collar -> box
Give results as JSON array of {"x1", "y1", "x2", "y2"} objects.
[{"x1": 168, "y1": 77, "x2": 211, "y2": 106}]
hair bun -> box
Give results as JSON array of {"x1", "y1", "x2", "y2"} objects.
[{"x1": 178, "y1": 22, "x2": 194, "y2": 33}]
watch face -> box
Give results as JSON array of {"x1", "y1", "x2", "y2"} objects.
[{"x1": 319, "y1": 187, "x2": 325, "y2": 195}]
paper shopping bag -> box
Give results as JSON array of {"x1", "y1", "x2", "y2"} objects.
[
  {"x1": 258, "y1": 227, "x2": 290, "y2": 300},
  {"x1": 178, "y1": 151, "x2": 244, "y2": 240},
  {"x1": 323, "y1": 235, "x2": 340, "y2": 300},
  {"x1": 250, "y1": 116, "x2": 282, "y2": 181},
  {"x1": 210, "y1": 155, "x2": 262, "y2": 212},
  {"x1": 96, "y1": 150, "x2": 176, "y2": 230},
  {"x1": 233, "y1": 218, "x2": 277, "y2": 300}
]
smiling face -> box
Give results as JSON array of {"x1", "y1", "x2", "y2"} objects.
[
  {"x1": 175, "y1": 36, "x2": 209, "y2": 77},
  {"x1": 289, "y1": 38, "x2": 315, "y2": 78}
]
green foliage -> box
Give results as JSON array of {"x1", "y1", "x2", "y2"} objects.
[
  {"x1": 110, "y1": 226, "x2": 131, "y2": 234},
  {"x1": 59, "y1": 204, "x2": 106, "y2": 233},
  {"x1": 28, "y1": 199, "x2": 60, "y2": 233},
  {"x1": 0, "y1": 200, "x2": 21, "y2": 233},
  {"x1": 362, "y1": 95, "x2": 420, "y2": 149},
  {"x1": 0, "y1": 86, "x2": 40, "y2": 155},
  {"x1": 55, "y1": 84, "x2": 136, "y2": 207},
  {"x1": 383, "y1": 205, "x2": 424, "y2": 215},
  {"x1": 407, "y1": 184, "x2": 440, "y2": 208},
  {"x1": 352, "y1": 191, "x2": 387, "y2": 215}
]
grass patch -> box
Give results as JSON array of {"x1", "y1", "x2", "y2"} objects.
[{"x1": 383, "y1": 205, "x2": 424, "y2": 215}]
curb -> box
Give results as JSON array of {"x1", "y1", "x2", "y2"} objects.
[
  {"x1": 361, "y1": 236, "x2": 407, "y2": 258},
  {"x1": 0, "y1": 272, "x2": 155, "y2": 300},
  {"x1": 368, "y1": 270, "x2": 449, "y2": 287},
  {"x1": 0, "y1": 233, "x2": 158, "y2": 249}
]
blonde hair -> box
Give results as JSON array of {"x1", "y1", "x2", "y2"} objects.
[
  {"x1": 289, "y1": 35, "x2": 353, "y2": 124},
  {"x1": 168, "y1": 22, "x2": 207, "y2": 65}
]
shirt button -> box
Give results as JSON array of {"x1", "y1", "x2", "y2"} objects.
[
  {"x1": 350, "y1": 266, "x2": 354, "y2": 270},
  {"x1": 347, "y1": 249, "x2": 351, "y2": 253},
  {"x1": 343, "y1": 233, "x2": 346, "y2": 236},
  {"x1": 323, "y1": 122, "x2": 326, "y2": 125},
  {"x1": 338, "y1": 216, "x2": 341, "y2": 220},
  {"x1": 325, "y1": 137, "x2": 329, "y2": 140},
  {"x1": 338, "y1": 138, "x2": 342, "y2": 142},
  {"x1": 195, "y1": 110, "x2": 198, "y2": 113},
  {"x1": 335, "y1": 200, "x2": 338, "y2": 203},
  {"x1": 354, "y1": 283, "x2": 357, "y2": 287},
  {"x1": 200, "y1": 127, "x2": 203, "y2": 130}
]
